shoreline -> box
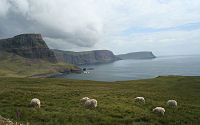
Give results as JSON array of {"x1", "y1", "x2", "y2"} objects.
[{"x1": 28, "y1": 69, "x2": 82, "y2": 78}]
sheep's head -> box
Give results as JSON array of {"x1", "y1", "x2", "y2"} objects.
[{"x1": 80, "y1": 97, "x2": 90, "y2": 103}]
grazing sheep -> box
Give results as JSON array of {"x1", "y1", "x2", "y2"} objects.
[
  {"x1": 30, "y1": 98, "x2": 40, "y2": 108},
  {"x1": 85, "y1": 99, "x2": 97, "y2": 109},
  {"x1": 80, "y1": 97, "x2": 90, "y2": 103},
  {"x1": 167, "y1": 100, "x2": 177, "y2": 107},
  {"x1": 134, "y1": 97, "x2": 145, "y2": 103},
  {"x1": 152, "y1": 107, "x2": 165, "y2": 115}
]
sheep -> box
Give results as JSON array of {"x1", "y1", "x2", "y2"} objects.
[
  {"x1": 80, "y1": 97, "x2": 90, "y2": 103},
  {"x1": 85, "y1": 99, "x2": 97, "y2": 109},
  {"x1": 30, "y1": 98, "x2": 40, "y2": 108},
  {"x1": 167, "y1": 100, "x2": 177, "y2": 107},
  {"x1": 134, "y1": 97, "x2": 145, "y2": 103},
  {"x1": 152, "y1": 107, "x2": 165, "y2": 115}
]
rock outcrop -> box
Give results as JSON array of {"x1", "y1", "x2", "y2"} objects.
[
  {"x1": 0, "y1": 34, "x2": 81, "y2": 77},
  {"x1": 0, "y1": 115, "x2": 27, "y2": 125},
  {"x1": 52, "y1": 49, "x2": 120, "y2": 65},
  {"x1": 0, "y1": 34, "x2": 57, "y2": 63},
  {"x1": 117, "y1": 51, "x2": 156, "y2": 59}
]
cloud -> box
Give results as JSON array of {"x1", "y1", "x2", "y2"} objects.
[
  {"x1": 0, "y1": 0, "x2": 10, "y2": 17},
  {"x1": 0, "y1": 0, "x2": 103, "y2": 47},
  {"x1": 0, "y1": 0, "x2": 200, "y2": 55},
  {"x1": 101, "y1": 29, "x2": 200, "y2": 55}
]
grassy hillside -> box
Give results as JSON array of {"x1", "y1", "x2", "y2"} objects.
[
  {"x1": 0, "y1": 51, "x2": 80, "y2": 77},
  {"x1": 0, "y1": 76, "x2": 199, "y2": 125}
]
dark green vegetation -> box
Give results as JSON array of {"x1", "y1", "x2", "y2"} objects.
[
  {"x1": 0, "y1": 34, "x2": 80, "y2": 77},
  {"x1": 117, "y1": 51, "x2": 156, "y2": 59},
  {"x1": 0, "y1": 76, "x2": 199, "y2": 125},
  {"x1": 52, "y1": 49, "x2": 120, "y2": 65}
]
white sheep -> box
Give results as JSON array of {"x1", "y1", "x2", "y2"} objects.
[
  {"x1": 167, "y1": 100, "x2": 177, "y2": 107},
  {"x1": 134, "y1": 97, "x2": 145, "y2": 103},
  {"x1": 85, "y1": 99, "x2": 97, "y2": 109},
  {"x1": 80, "y1": 97, "x2": 90, "y2": 103},
  {"x1": 152, "y1": 107, "x2": 165, "y2": 115},
  {"x1": 30, "y1": 98, "x2": 40, "y2": 108}
]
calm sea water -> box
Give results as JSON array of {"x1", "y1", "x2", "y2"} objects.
[{"x1": 55, "y1": 55, "x2": 200, "y2": 81}]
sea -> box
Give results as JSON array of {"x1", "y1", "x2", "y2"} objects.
[{"x1": 54, "y1": 55, "x2": 200, "y2": 82}]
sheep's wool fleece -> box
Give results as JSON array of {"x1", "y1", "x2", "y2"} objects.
[
  {"x1": 134, "y1": 97, "x2": 145, "y2": 103},
  {"x1": 153, "y1": 107, "x2": 165, "y2": 115},
  {"x1": 30, "y1": 98, "x2": 40, "y2": 108},
  {"x1": 167, "y1": 100, "x2": 177, "y2": 107},
  {"x1": 85, "y1": 99, "x2": 97, "y2": 108}
]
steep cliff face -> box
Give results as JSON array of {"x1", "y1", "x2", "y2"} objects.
[
  {"x1": 0, "y1": 34, "x2": 57, "y2": 63},
  {"x1": 117, "y1": 51, "x2": 156, "y2": 59},
  {"x1": 53, "y1": 50, "x2": 120, "y2": 65},
  {"x1": 0, "y1": 34, "x2": 81, "y2": 77}
]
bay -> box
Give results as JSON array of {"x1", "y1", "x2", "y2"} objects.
[{"x1": 54, "y1": 55, "x2": 200, "y2": 81}]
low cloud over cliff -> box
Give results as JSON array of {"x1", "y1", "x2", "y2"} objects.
[
  {"x1": 0, "y1": 0, "x2": 103, "y2": 48},
  {"x1": 1, "y1": 0, "x2": 200, "y2": 55}
]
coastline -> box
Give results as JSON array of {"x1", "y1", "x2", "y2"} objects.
[{"x1": 28, "y1": 69, "x2": 82, "y2": 78}]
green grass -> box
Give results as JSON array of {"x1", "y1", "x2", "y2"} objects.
[
  {"x1": 0, "y1": 51, "x2": 79, "y2": 77},
  {"x1": 74, "y1": 51, "x2": 92, "y2": 56},
  {"x1": 0, "y1": 76, "x2": 200, "y2": 125}
]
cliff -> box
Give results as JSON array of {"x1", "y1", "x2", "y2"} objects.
[
  {"x1": 0, "y1": 34, "x2": 81, "y2": 77},
  {"x1": 0, "y1": 34, "x2": 57, "y2": 63},
  {"x1": 52, "y1": 49, "x2": 120, "y2": 65},
  {"x1": 117, "y1": 51, "x2": 156, "y2": 59}
]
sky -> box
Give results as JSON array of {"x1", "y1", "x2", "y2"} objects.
[{"x1": 0, "y1": 0, "x2": 200, "y2": 56}]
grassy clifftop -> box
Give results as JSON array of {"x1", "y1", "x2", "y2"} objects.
[
  {"x1": 117, "y1": 51, "x2": 156, "y2": 59},
  {"x1": 0, "y1": 76, "x2": 199, "y2": 125},
  {"x1": 0, "y1": 51, "x2": 80, "y2": 77}
]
